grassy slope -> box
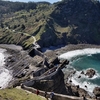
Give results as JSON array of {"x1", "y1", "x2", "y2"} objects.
[
  {"x1": 0, "y1": 2, "x2": 74, "y2": 48},
  {"x1": 1, "y1": 0, "x2": 100, "y2": 48},
  {"x1": 0, "y1": 3, "x2": 56, "y2": 48},
  {"x1": 0, "y1": 88, "x2": 46, "y2": 100}
]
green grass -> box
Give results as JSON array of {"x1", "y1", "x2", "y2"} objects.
[
  {"x1": 0, "y1": 88, "x2": 46, "y2": 100},
  {"x1": 23, "y1": 36, "x2": 34, "y2": 48}
]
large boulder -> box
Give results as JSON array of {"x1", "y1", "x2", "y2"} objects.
[
  {"x1": 66, "y1": 84, "x2": 91, "y2": 98},
  {"x1": 93, "y1": 87, "x2": 100, "y2": 97},
  {"x1": 78, "y1": 88, "x2": 91, "y2": 98},
  {"x1": 85, "y1": 69, "x2": 96, "y2": 78}
]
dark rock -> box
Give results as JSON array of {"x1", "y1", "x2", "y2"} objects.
[
  {"x1": 49, "y1": 63, "x2": 54, "y2": 68},
  {"x1": 96, "y1": 97, "x2": 100, "y2": 100},
  {"x1": 32, "y1": 55, "x2": 44, "y2": 67},
  {"x1": 50, "y1": 57, "x2": 60, "y2": 65},
  {"x1": 7, "y1": 56, "x2": 16, "y2": 62},
  {"x1": 69, "y1": 80, "x2": 72, "y2": 83},
  {"x1": 78, "y1": 88, "x2": 90, "y2": 98},
  {"x1": 25, "y1": 69, "x2": 67, "y2": 95},
  {"x1": 76, "y1": 85, "x2": 80, "y2": 89},
  {"x1": 71, "y1": 86, "x2": 79, "y2": 97},
  {"x1": 85, "y1": 85, "x2": 87, "y2": 88},
  {"x1": 93, "y1": 87, "x2": 100, "y2": 97},
  {"x1": 78, "y1": 75, "x2": 81, "y2": 78},
  {"x1": 66, "y1": 83, "x2": 91, "y2": 98},
  {"x1": 85, "y1": 69, "x2": 96, "y2": 78},
  {"x1": 73, "y1": 71, "x2": 76, "y2": 74},
  {"x1": 81, "y1": 71, "x2": 84, "y2": 74}
]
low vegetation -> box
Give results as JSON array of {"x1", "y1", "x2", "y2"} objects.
[
  {"x1": 0, "y1": 0, "x2": 100, "y2": 48},
  {"x1": 0, "y1": 88, "x2": 46, "y2": 100}
]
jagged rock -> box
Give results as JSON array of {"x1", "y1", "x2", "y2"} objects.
[
  {"x1": 71, "y1": 86, "x2": 79, "y2": 97},
  {"x1": 85, "y1": 85, "x2": 87, "y2": 88},
  {"x1": 32, "y1": 55, "x2": 44, "y2": 67},
  {"x1": 73, "y1": 71, "x2": 76, "y2": 74},
  {"x1": 50, "y1": 57, "x2": 60, "y2": 65},
  {"x1": 85, "y1": 69, "x2": 96, "y2": 78},
  {"x1": 69, "y1": 80, "x2": 72, "y2": 83},
  {"x1": 93, "y1": 87, "x2": 100, "y2": 97},
  {"x1": 66, "y1": 84, "x2": 89, "y2": 97},
  {"x1": 25, "y1": 69, "x2": 67, "y2": 94},
  {"x1": 6, "y1": 56, "x2": 16, "y2": 62},
  {"x1": 78, "y1": 75, "x2": 81, "y2": 78},
  {"x1": 81, "y1": 71, "x2": 84, "y2": 74},
  {"x1": 78, "y1": 88, "x2": 90, "y2": 98},
  {"x1": 66, "y1": 83, "x2": 91, "y2": 98}
]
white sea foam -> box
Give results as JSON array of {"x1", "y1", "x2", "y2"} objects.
[
  {"x1": 64, "y1": 65, "x2": 100, "y2": 93},
  {"x1": 0, "y1": 48, "x2": 12, "y2": 89},
  {"x1": 0, "y1": 49, "x2": 6, "y2": 66},
  {"x1": 59, "y1": 48, "x2": 100, "y2": 60},
  {"x1": 84, "y1": 68, "x2": 100, "y2": 79},
  {"x1": 67, "y1": 69, "x2": 100, "y2": 93},
  {"x1": 59, "y1": 48, "x2": 100, "y2": 93},
  {"x1": 0, "y1": 68, "x2": 12, "y2": 88}
]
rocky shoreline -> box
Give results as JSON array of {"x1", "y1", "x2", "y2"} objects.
[
  {"x1": 38, "y1": 44, "x2": 100, "y2": 99},
  {"x1": 1, "y1": 44, "x2": 100, "y2": 99},
  {"x1": 44, "y1": 44, "x2": 100, "y2": 58}
]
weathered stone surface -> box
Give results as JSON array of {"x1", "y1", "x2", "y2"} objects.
[
  {"x1": 31, "y1": 55, "x2": 44, "y2": 67},
  {"x1": 85, "y1": 69, "x2": 96, "y2": 78},
  {"x1": 93, "y1": 87, "x2": 100, "y2": 97},
  {"x1": 65, "y1": 83, "x2": 91, "y2": 98},
  {"x1": 81, "y1": 71, "x2": 84, "y2": 74},
  {"x1": 78, "y1": 75, "x2": 81, "y2": 78},
  {"x1": 78, "y1": 88, "x2": 89, "y2": 97},
  {"x1": 2, "y1": 44, "x2": 100, "y2": 99},
  {"x1": 25, "y1": 69, "x2": 67, "y2": 94}
]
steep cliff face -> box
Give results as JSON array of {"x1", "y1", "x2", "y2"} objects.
[
  {"x1": 25, "y1": 69, "x2": 67, "y2": 94},
  {"x1": 37, "y1": 0, "x2": 100, "y2": 47},
  {"x1": 47, "y1": 0, "x2": 100, "y2": 46},
  {"x1": 1, "y1": 0, "x2": 100, "y2": 48}
]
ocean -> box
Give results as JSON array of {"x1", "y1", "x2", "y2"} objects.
[
  {"x1": 59, "y1": 48, "x2": 100, "y2": 93},
  {"x1": 0, "y1": 48, "x2": 12, "y2": 89}
]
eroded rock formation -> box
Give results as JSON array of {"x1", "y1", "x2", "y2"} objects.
[
  {"x1": 85, "y1": 68, "x2": 96, "y2": 78},
  {"x1": 93, "y1": 87, "x2": 100, "y2": 97}
]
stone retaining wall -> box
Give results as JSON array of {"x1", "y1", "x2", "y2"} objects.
[{"x1": 21, "y1": 84, "x2": 92, "y2": 100}]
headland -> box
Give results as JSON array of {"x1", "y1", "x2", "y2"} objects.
[{"x1": 1, "y1": 44, "x2": 100, "y2": 100}]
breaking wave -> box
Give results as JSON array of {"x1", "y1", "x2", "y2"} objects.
[
  {"x1": 0, "y1": 48, "x2": 12, "y2": 89},
  {"x1": 59, "y1": 48, "x2": 100, "y2": 93}
]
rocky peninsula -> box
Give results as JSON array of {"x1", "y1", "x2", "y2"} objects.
[{"x1": 1, "y1": 44, "x2": 100, "y2": 100}]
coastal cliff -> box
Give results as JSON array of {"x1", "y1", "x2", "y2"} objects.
[
  {"x1": 1, "y1": 44, "x2": 100, "y2": 100},
  {"x1": 0, "y1": 0, "x2": 100, "y2": 99},
  {"x1": 0, "y1": 0, "x2": 100, "y2": 48}
]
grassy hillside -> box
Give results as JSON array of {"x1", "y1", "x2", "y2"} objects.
[
  {"x1": 0, "y1": 1, "x2": 54, "y2": 48},
  {"x1": 0, "y1": 88, "x2": 46, "y2": 100},
  {"x1": 0, "y1": 0, "x2": 100, "y2": 49}
]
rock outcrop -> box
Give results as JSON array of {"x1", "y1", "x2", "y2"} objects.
[
  {"x1": 1, "y1": 0, "x2": 100, "y2": 48},
  {"x1": 24, "y1": 69, "x2": 67, "y2": 94},
  {"x1": 65, "y1": 84, "x2": 91, "y2": 98},
  {"x1": 93, "y1": 87, "x2": 100, "y2": 97},
  {"x1": 85, "y1": 68, "x2": 96, "y2": 78}
]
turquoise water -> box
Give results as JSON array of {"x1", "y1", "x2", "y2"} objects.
[
  {"x1": 59, "y1": 49, "x2": 100, "y2": 93},
  {"x1": 70, "y1": 54, "x2": 100, "y2": 86},
  {"x1": 71, "y1": 54, "x2": 100, "y2": 72}
]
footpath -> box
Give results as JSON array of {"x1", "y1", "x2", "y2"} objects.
[{"x1": 16, "y1": 86, "x2": 50, "y2": 100}]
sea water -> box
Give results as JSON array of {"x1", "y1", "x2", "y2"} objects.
[
  {"x1": 59, "y1": 48, "x2": 100, "y2": 93},
  {"x1": 0, "y1": 48, "x2": 12, "y2": 89}
]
